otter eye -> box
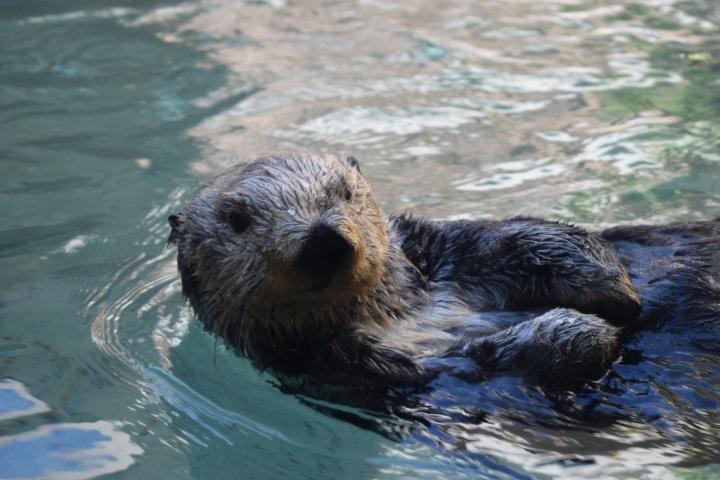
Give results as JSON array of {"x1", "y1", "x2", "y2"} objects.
[
  {"x1": 227, "y1": 211, "x2": 251, "y2": 233},
  {"x1": 344, "y1": 186, "x2": 353, "y2": 202},
  {"x1": 346, "y1": 156, "x2": 361, "y2": 172}
]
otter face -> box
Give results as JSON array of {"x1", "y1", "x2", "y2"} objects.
[{"x1": 168, "y1": 153, "x2": 390, "y2": 323}]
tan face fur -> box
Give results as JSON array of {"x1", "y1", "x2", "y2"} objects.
[{"x1": 171, "y1": 152, "x2": 390, "y2": 323}]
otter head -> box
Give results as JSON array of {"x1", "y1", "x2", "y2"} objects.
[{"x1": 168, "y1": 152, "x2": 390, "y2": 333}]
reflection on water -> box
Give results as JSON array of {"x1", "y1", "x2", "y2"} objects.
[
  {"x1": 0, "y1": 380, "x2": 142, "y2": 479},
  {"x1": 1, "y1": 0, "x2": 719, "y2": 478},
  {"x1": 0, "y1": 380, "x2": 49, "y2": 421},
  {"x1": 0, "y1": 419, "x2": 142, "y2": 480}
]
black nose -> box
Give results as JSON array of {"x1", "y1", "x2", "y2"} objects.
[{"x1": 296, "y1": 224, "x2": 355, "y2": 280}]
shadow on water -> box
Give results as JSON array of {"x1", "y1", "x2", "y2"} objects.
[{"x1": 1, "y1": 0, "x2": 720, "y2": 479}]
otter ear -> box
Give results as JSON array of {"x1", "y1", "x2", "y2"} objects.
[
  {"x1": 345, "y1": 156, "x2": 361, "y2": 173},
  {"x1": 167, "y1": 214, "x2": 183, "y2": 244}
]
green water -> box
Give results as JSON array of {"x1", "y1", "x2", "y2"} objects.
[{"x1": 1, "y1": 0, "x2": 719, "y2": 478}]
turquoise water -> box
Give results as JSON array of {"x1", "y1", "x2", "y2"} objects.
[{"x1": 1, "y1": 0, "x2": 719, "y2": 478}]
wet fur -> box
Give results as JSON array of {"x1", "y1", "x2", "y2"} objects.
[{"x1": 168, "y1": 152, "x2": 719, "y2": 396}]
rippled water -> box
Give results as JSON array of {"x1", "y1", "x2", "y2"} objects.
[{"x1": 1, "y1": 0, "x2": 719, "y2": 478}]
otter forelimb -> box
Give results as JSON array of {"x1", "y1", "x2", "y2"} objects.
[
  {"x1": 393, "y1": 215, "x2": 641, "y2": 325},
  {"x1": 452, "y1": 308, "x2": 620, "y2": 387}
]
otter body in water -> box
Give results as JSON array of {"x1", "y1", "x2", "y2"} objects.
[{"x1": 168, "y1": 152, "x2": 719, "y2": 394}]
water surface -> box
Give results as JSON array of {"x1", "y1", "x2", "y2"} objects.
[{"x1": 1, "y1": 0, "x2": 719, "y2": 478}]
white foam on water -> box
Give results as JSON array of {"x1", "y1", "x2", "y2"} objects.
[
  {"x1": 454, "y1": 158, "x2": 566, "y2": 192},
  {"x1": 536, "y1": 131, "x2": 579, "y2": 143},
  {"x1": 53, "y1": 235, "x2": 97, "y2": 255},
  {"x1": 277, "y1": 106, "x2": 486, "y2": 145}
]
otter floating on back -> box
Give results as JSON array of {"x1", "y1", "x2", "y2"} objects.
[{"x1": 168, "y1": 152, "x2": 720, "y2": 396}]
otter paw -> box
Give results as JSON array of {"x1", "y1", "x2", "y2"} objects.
[{"x1": 463, "y1": 308, "x2": 621, "y2": 387}]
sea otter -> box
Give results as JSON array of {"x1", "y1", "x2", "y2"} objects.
[{"x1": 168, "y1": 152, "x2": 719, "y2": 395}]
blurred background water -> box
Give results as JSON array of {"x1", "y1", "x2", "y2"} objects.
[{"x1": 1, "y1": 0, "x2": 719, "y2": 478}]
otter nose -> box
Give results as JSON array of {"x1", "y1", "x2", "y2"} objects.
[{"x1": 296, "y1": 224, "x2": 355, "y2": 280}]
